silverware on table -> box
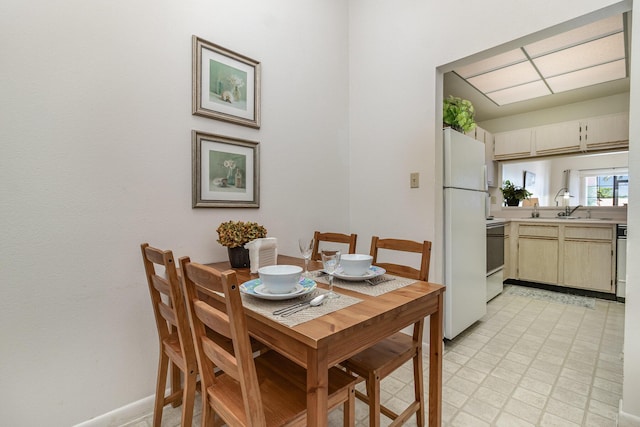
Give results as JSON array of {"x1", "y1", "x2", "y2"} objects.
[
  {"x1": 273, "y1": 294, "x2": 327, "y2": 317},
  {"x1": 365, "y1": 276, "x2": 396, "y2": 286}
]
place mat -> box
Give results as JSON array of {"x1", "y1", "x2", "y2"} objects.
[
  {"x1": 240, "y1": 289, "x2": 362, "y2": 327},
  {"x1": 311, "y1": 270, "x2": 417, "y2": 296}
]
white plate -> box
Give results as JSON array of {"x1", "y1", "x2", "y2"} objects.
[
  {"x1": 240, "y1": 278, "x2": 317, "y2": 300},
  {"x1": 254, "y1": 283, "x2": 304, "y2": 297},
  {"x1": 333, "y1": 266, "x2": 386, "y2": 281}
]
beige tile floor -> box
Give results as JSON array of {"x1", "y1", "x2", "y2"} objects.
[{"x1": 125, "y1": 285, "x2": 625, "y2": 426}]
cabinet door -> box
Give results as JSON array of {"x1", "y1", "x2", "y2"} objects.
[
  {"x1": 518, "y1": 238, "x2": 558, "y2": 283},
  {"x1": 583, "y1": 112, "x2": 629, "y2": 151},
  {"x1": 534, "y1": 121, "x2": 581, "y2": 155},
  {"x1": 484, "y1": 130, "x2": 498, "y2": 187},
  {"x1": 563, "y1": 240, "x2": 613, "y2": 292},
  {"x1": 494, "y1": 129, "x2": 534, "y2": 160}
]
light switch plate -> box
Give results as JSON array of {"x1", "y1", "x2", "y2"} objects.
[{"x1": 410, "y1": 172, "x2": 419, "y2": 188}]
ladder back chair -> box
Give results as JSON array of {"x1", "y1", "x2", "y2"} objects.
[
  {"x1": 179, "y1": 257, "x2": 357, "y2": 427},
  {"x1": 140, "y1": 243, "x2": 198, "y2": 427},
  {"x1": 311, "y1": 231, "x2": 358, "y2": 261},
  {"x1": 341, "y1": 236, "x2": 432, "y2": 427}
]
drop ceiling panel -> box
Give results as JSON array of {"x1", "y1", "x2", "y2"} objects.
[
  {"x1": 455, "y1": 49, "x2": 527, "y2": 78},
  {"x1": 467, "y1": 61, "x2": 540, "y2": 93},
  {"x1": 487, "y1": 81, "x2": 551, "y2": 105},
  {"x1": 546, "y1": 59, "x2": 627, "y2": 92},
  {"x1": 532, "y1": 33, "x2": 625, "y2": 77}
]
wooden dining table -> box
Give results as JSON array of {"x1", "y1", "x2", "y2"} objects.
[{"x1": 207, "y1": 255, "x2": 445, "y2": 427}]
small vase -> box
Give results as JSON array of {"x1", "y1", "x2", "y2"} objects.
[
  {"x1": 233, "y1": 85, "x2": 241, "y2": 102},
  {"x1": 228, "y1": 247, "x2": 250, "y2": 268},
  {"x1": 227, "y1": 168, "x2": 236, "y2": 186}
]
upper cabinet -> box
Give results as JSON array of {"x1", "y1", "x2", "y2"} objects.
[
  {"x1": 582, "y1": 113, "x2": 629, "y2": 151},
  {"x1": 466, "y1": 125, "x2": 498, "y2": 187},
  {"x1": 494, "y1": 128, "x2": 534, "y2": 159},
  {"x1": 493, "y1": 112, "x2": 629, "y2": 160}
]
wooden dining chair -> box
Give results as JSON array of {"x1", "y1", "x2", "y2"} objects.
[
  {"x1": 140, "y1": 243, "x2": 198, "y2": 427},
  {"x1": 179, "y1": 257, "x2": 357, "y2": 427},
  {"x1": 311, "y1": 231, "x2": 358, "y2": 261},
  {"x1": 341, "y1": 236, "x2": 432, "y2": 427}
]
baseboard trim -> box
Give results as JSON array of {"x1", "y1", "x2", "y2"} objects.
[
  {"x1": 73, "y1": 394, "x2": 155, "y2": 427},
  {"x1": 618, "y1": 399, "x2": 640, "y2": 427}
]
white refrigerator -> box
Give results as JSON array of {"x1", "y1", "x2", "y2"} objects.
[{"x1": 443, "y1": 128, "x2": 487, "y2": 339}]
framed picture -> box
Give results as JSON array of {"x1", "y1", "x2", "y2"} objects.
[
  {"x1": 524, "y1": 170, "x2": 536, "y2": 189},
  {"x1": 192, "y1": 130, "x2": 260, "y2": 208},
  {"x1": 192, "y1": 36, "x2": 261, "y2": 128}
]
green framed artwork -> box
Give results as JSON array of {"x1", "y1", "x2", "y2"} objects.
[
  {"x1": 192, "y1": 130, "x2": 260, "y2": 208},
  {"x1": 192, "y1": 36, "x2": 261, "y2": 128}
]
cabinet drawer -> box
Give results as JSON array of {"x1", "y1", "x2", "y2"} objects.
[
  {"x1": 518, "y1": 225, "x2": 559, "y2": 238},
  {"x1": 565, "y1": 226, "x2": 613, "y2": 240}
]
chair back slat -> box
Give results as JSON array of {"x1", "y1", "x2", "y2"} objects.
[
  {"x1": 193, "y1": 299, "x2": 233, "y2": 340},
  {"x1": 311, "y1": 231, "x2": 358, "y2": 261},
  {"x1": 180, "y1": 257, "x2": 267, "y2": 426},
  {"x1": 158, "y1": 301, "x2": 177, "y2": 327},
  {"x1": 151, "y1": 274, "x2": 171, "y2": 296},
  {"x1": 369, "y1": 236, "x2": 432, "y2": 281},
  {"x1": 201, "y1": 334, "x2": 241, "y2": 382}
]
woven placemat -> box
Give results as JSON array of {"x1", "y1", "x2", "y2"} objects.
[
  {"x1": 240, "y1": 289, "x2": 362, "y2": 327},
  {"x1": 311, "y1": 270, "x2": 417, "y2": 296}
]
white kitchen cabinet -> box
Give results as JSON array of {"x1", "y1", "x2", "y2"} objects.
[
  {"x1": 510, "y1": 221, "x2": 616, "y2": 294},
  {"x1": 534, "y1": 120, "x2": 581, "y2": 156},
  {"x1": 562, "y1": 225, "x2": 615, "y2": 292},
  {"x1": 466, "y1": 126, "x2": 498, "y2": 187},
  {"x1": 494, "y1": 128, "x2": 534, "y2": 160},
  {"x1": 493, "y1": 112, "x2": 629, "y2": 160},
  {"x1": 516, "y1": 224, "x2": 559, "y2": 284},
  {"x1": 582, "y1": 112, "x2": 629, "y2": 151}
]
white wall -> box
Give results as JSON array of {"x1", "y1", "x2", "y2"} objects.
[
  {"x1": 0, "y1": 1, "x2": 350, "y2": 425},
  {"x1": 4, "y1": 0, "x2": 640, "y2": 425}
]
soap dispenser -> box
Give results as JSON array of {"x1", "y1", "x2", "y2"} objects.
[{"x1": 532, "y1": 203, "x2": 540, "y2": 218}]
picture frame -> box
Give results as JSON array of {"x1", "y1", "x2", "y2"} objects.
[
  {"x1": 192, "y1": 130, "x2": 260, "y2": 208},
  {"x1": 192, "y1": 35, "x2": 261, "y2": 128},
  {"x1": 524, "y1": 170, "x2": 536, "y2": 189}
]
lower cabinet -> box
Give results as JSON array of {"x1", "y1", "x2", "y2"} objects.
[
  {"x1": 509, "y1": 222, "x2": 615, "y2": 293},
  {"x1": 518, "y1": 237, "x2": 559, "y2": 283},
  {"x1": 562, "y1": 226, "x2": 615, "y2": 292}
]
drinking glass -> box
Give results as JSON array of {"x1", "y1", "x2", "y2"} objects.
[
  {"x1": 321, "y1": 250, "x2": 341, "y2": 299},
  {"x1": 298, "y1": 237, "x2": 314, "y2": 277}
]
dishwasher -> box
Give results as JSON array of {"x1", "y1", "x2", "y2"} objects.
[
  {"x1": 486, "y1": 223, "x2": 505, "y2": 302},
  {"x1": 617, "y1": 224, "x2": 627, "y2": 300}
]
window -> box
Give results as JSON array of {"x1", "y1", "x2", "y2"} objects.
[{"x1": 580, "y1": 169, "x2": 628, "y2": 206}]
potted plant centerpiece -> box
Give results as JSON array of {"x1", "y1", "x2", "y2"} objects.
[
  {"x1": 443, "y1": 95, "x2": 476, "y2": 133},
  {"x1": 500, "y1": 180, "x2": 532, "y2": 206},
  {"x1": 216, "y1": 220, "x2": 267, "y2": 268}
]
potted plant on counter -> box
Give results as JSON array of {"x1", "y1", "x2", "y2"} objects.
[
  {"x1": 443, "y1": 95, "x2": 476, "y2": 133},
  {"x1": 501, "y1": 180, "x2": 532, "y2": 206},
  {"x1": 216, "y1": 220, "x2": 267, "y2": 268}
]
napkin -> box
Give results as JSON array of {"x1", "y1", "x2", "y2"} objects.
[{"x1": 245, "y1": 237, "x2": 278, "y2": 273}]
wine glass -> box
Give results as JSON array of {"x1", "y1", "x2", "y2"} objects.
[
  {"x1": 298, "y1": 237, "x2": 314, "y2": 277},
  {"x1": 321, "y1": 250, "x2": 341, "y2": 299}
]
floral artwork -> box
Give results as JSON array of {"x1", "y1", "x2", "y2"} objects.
[
  {"x1": 192, "y1": 130, "x2": 260, "y2": 208},
  {"x1": 193, "y1": 36, "x2": 261, "y2": 128}
]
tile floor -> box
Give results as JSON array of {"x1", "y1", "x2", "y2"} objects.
[{"x1": 125, "y1": 285, "x2": 625, "y2": 426}]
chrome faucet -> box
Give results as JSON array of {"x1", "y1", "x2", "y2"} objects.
[{"x1": 559, "y1": 204, "x2": 583, "y2": 217}]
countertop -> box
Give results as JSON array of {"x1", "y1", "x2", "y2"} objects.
[
  {"x1": 486, "y1": 217, "x2": 509, "y2": 226},
  {"x1": 507, "y1": 217, "x2": 624, "y2": 225}
]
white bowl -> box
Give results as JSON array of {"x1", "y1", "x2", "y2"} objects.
[
  {"x1": 258, "y1": 265, "x2": 302, "y2": 294},
  {"x1": 339, "y1": 254, "x2": 373, "y2": 276}
]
